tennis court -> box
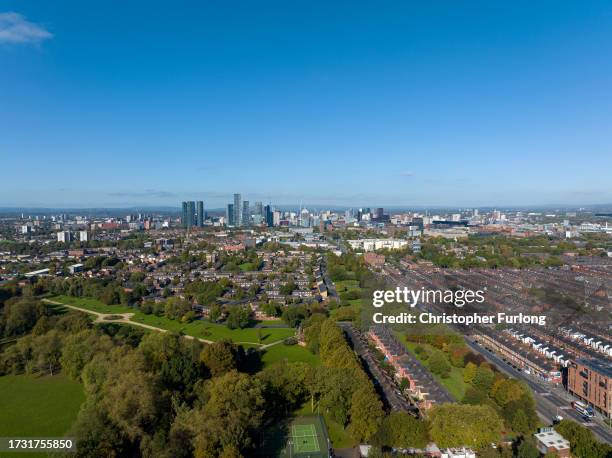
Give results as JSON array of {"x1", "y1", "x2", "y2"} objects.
[
  {"x1": 259, "y1": 415, "x2": 331, "y2": 458},
  {"x1": 291, "y1": 423, "x2": 320, "y2": 453}
]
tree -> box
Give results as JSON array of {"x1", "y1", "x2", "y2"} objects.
[
  {"x1": 260, "y1": 302, "x2": 281, "y2": 318},
  {"x1": 555, "y1": 419, "x2": 612, "y2": 458},
  {"x1": 164, "y1": 297, "x2": 192, "y2": 321},
  {"x1": 372, "y1": 412, "x2": 429, "y2": 448},
  {"x1": 349, "y1": 386, "x2": 384, "y2": 441},
  {"x1": 226, "y1": 305, "x2": 251, "y2": 329},
  {"x1": 463, "y1": 387, "x2": 487, "y2": 405},
  {"x1": 257, "y1": 361, "x2": 309, "y2": 416},
  {"x1": 279, "y1": 280, "x2": 296, "y2": 296},
  {"x1": 2, "y1": 298, "x2": 44, "y2": 337},
  {"x1": 429, "y1": 350, "x2": 451, "y2": 378},
  {"x1": 473, "y1": 365, "x2": 495, "y2": 392},
  {"x1": 491, "y1": 379, "x2": 524, "y2": 406},
  {"x1": 209, "y1": 304, "x2": 222, "y2": 322},
  {"x1": 61, "y1": 329, "x2": 114, "y2": 379},
  {"x1": 33, "y1": 330, "x2": 63, "y2": 375},
  {"x1": 282, "y1": 305, "x2": 307, "y2": 328},
  {"x1": 189, "y1": 371, "x2": 265, "y2": 455},
  {"x1": 516, "y1": 437, "x2": 540, "y2": 458},
  {"x1": 69, "y1": 401, "x2": 133, "y2": 458},
  {"x1": 139, "y1": 332, "x2": 203, "y2": 395},
  {"x1": 428, "y1": 404, "x2": 503, "y2": 448},
  {"x1": 99, "y1": 353, "x2": 163, "y2": 440},
  {"x1": 511, "y1": 409, "x2": 530, "y2": 436},
  {"x1": 200, "y1": 341, "x2": 238, "y2": 377},
  {"x1": 464, "y1": 362, "x2": 478, "y2": 384}
]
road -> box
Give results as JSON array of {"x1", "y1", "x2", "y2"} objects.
[
  {"x1": 378, "y1": 267, "x2": 612, "y2": 445},
  {"x1": 339, "y1": 322, "x2": 417, "y2": 414},
  {"x1": 466, "y1": 337, "x2": 612, "y2": 444}
]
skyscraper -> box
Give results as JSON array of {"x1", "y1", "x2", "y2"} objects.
[
  {"x1": 264, "y1": 205, "x2": 273, "y2": 227},
  {"x1": 196, "y1": 201, "x2": 204, "y2": 227},
  {"x1": 242, "y1": 201, "x2": 250, "y2": 227},
  {"x1": 226, "y1": 204, "x2": 235, "y2": 226},
  {"x1": 182, "y1": 201, "x2": 196, "y2": 228},
  {"x1": 254, "y1": 201, "x2": 263, "y2": 216},
  {"x1": 233, "y1": 193, "x2": 242, "y2": 227}
]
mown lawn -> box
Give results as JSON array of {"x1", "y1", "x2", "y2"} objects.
[
  {"x1": 239, "y1": 262, "x2": 259, "y2": 271},
  {"x1": 48, "y1": 295, "x2": 295, "y2": 345},
  {"x1": 398, "y1": 337, "x2": 467, "y2": 401},
  {"x1": 131, "y1": 313, "x2": 295, "y2": 344},
  {"x1": 50, "y1": 294, "x2": 132, "y2": 314},
  {"x1": 334, "y1": 280, "x2": 360, "y2": 292},
  {"x1": 261, "y1": 344, "x2": 321, "y2": 367},
  {"x1": 0, "y1": 374, "x2": 84, "y2": 437},
  {"x1": 256, "y1": 319, "x2": 285, "y2": 326}
]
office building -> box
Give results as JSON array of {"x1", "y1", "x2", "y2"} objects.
[
  {"x1": 233, "y1": 193, "x2": 242, "y2": 226},
  {"x1": 254, "y1": 201, "x2": 263, "y2": 216},
  {"x1": 242, "y1": 200, "x2": 250, "y2": 226},
  {"x1": 79, "y1": 231, "x2": 88, "y2": 242},
  {"x1": 226, "y1": 204, "x2": 235, "y2": 226},
  {"x1": 57, "y1": 231, "x2": 72, "y2": 243},
  {"x1": 273, "y1": 210, "x2": 281, "y2": 226},
  {"x1": 182, "y1": 201, "x2": 196, "y2": 228},
  {"x1": 264, "y1": 205, "x2": 273, "y2": 227},
  {"x1": 196, "y1": 201, "x2": 204, "y2": 227}
]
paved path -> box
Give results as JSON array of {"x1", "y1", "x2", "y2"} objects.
[{"x1": 43, "y1": 298, "x2": 293, "y2": 348}]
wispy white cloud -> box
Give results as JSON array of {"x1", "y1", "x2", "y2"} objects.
[
  {"x1": 0, "y1": 12, "x2": 52, "y2": 44},
  {"x1": 399, "y1": 170, "x2": 415, "y2": 177}
]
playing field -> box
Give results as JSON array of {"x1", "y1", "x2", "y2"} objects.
[{"x1": 291, "y1": 424, "x2": 320, "y2": 453}]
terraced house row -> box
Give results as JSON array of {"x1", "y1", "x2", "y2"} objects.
[{"x1": 368, "y1": 325, "x2": 454, "y2": 411}]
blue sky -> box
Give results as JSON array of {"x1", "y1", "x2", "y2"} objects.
[{"x1": 1, "y1": 1, "x2": 611, "y2": 208}]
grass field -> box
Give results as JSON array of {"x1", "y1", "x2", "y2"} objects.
[
  {"x1": 50, "y1": 295, "x2": 132, "y2": 314},
  {"x1": 398, "y1": 337, "x2": 467, "y2": 401},
  {"x1": 261, "y1": 344, "x2": 321, "y2": 367},
  {"x1": 49, "y1": 295, "x2": 294, "y2": 345},
  {"x1": 334, "y1": 280, "x2": 360, "y2": 292},
  {"x1": 257, "y1": 319, "x2": 285, "y2": 326},
  {"x1": 0, "y1": 374, "x2": 84, "y2": 437}
]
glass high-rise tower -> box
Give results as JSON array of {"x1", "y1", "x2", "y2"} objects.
[
  {"x1": 182, "y1": 201, "x2": 196, "y2": 228},
  {"x1": 226, "y1": 204, "x2": 234, "y2": 226},
  {"x1": 242, "y1": 201, "x2": 250, "y2": 226},
  {"x1": 233, "y1": 193, "x2": 242, "y2": 226},
  {"x1": 196, "y1": 201, "x2": 204, "y2": 227}
]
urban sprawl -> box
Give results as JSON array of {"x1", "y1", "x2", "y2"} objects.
[{"x1": 0, "y1": 195, "x2": 611, "y2": 458}]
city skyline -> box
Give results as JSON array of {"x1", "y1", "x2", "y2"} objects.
[{"x1": 2, "y1": 2, "x2": 612, "y2": 207}]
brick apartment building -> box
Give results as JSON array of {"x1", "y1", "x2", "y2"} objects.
[
  {"x1": 363, "y1": 252, "x2": 385, "y2": 268},
  {"x1": 568, "y1": 358, "x2": 612, "y2": 417}
]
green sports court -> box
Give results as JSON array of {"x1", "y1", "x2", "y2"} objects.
[
  {"x1": 259, "y1": 415, "x2": 331, "y2": 458},
  {"x1": 291, "y1": 423, "x2": 320, "y2": 453}
]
